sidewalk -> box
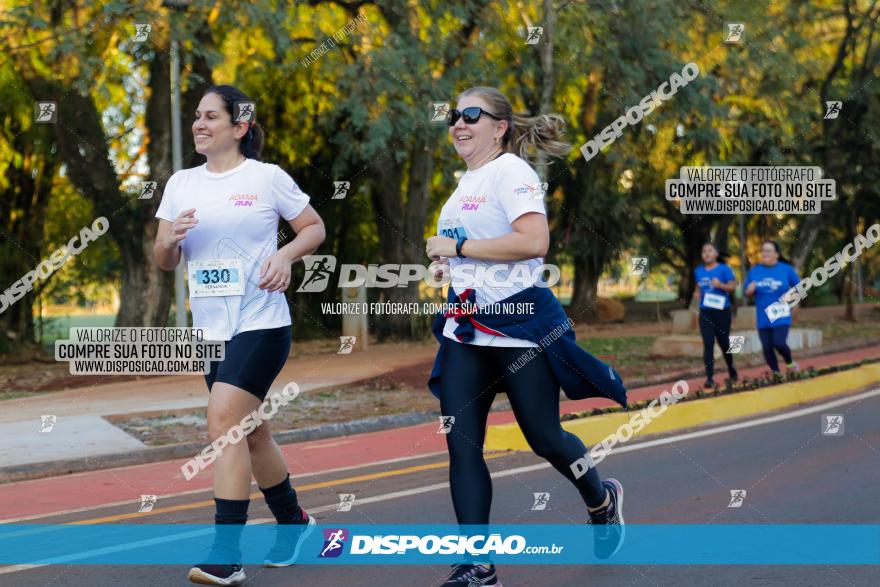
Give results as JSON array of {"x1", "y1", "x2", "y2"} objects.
[
  {"x1": 0, "y1": 343, "x2": 437, "y2": 469},
  {"x1": 0, "y1": 344, "x2": 877, "y2": 522}
]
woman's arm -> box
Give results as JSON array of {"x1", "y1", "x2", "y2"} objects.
[
  {"x1": 426, "y1": 212, "x2": 548, "y2": 262},
  {"x1": 153, "y1": 208, "x2": 198, "y2": 271},
  {"x1": 711, "y1": 279, "x2": 737, "y2": 292},
  {"x1": 279, "y1": 205, "x2": 326, "y2": 264},
  {"x1": 258, "y1": 205, "x2": 326, "y2": 292}
]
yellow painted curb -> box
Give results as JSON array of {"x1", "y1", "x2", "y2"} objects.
[{"x1": 485, "y1": 363, "x2": 880, "y2": 451}]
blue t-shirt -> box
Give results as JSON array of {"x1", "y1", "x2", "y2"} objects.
[
  {"x1": 695, "y1": 263, "x2": 736, "y2": 310},
  {"x1": 744, "y1": 262, "x2": 800, "y2": 328}
]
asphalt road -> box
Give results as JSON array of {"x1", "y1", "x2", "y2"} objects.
[{"x1": 2, "y1": 387, "x2": 879, "y2": 587}]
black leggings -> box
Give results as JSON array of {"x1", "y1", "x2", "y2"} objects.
[
  {"x1": 439, "y1": 341, "x2": 607, "y2": 526},
  {"x1": 698, "y1": 308, "x2": 735, "y2": 381}
]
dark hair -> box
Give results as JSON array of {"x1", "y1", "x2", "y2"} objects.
[
  {"x1": 761, "y1": 239, "x2": 789, "y2": 264},
  {"x1": 703, "y1": 242, "x2": 729, "y2": 264},
  {"x1": 203, "y1": 85, "x2": 264, "y2": 160}
]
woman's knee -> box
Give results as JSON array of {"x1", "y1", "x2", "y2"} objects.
[
  {"x1": 246, "y1": 422, "x2": 273, "y2": 450},
  {"x1": 207, "y1": 410, "x2": 243, "y2": 442},
  {"x1": 525, "y1": 429, "x2": 567, "y2": 460}
]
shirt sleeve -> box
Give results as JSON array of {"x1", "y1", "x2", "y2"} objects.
[
  {"x1": 272, "y1": 165, "x2": 310, "y2": 221},
  {"x1": 155, "y1": 172, "x2": 181, "y2": 222},
  {"x1": 495, "y1": 158, "x2": 546, "y2": 224},
  {"x1": 787, "y1": 264, "x2": 801, "y2": 287},
  {"x1": 723, "y1": 264, "x2": 736, "y2": 283}
]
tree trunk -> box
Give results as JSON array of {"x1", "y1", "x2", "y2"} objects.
[
  {"x1": 0, "y1": 120, "x2": 58, "y2": 353},
  {"x1": 569, "y1": 263, "x2": 599, "y2": 322},
  {"x1": 678, "y1": 217, "x2": 713, "y2": 302}
]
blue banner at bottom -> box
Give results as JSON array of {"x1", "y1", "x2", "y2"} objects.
[{"x1": 1, "y1": 524, "x2": 878, "y2": 565}]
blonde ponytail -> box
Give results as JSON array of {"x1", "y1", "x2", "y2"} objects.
[
  {"x1": 457, "y1": 86, "x2": 572, "y2": 161},
  {"x1": 510, "y1": 113, "x2": 571, "y2": 159}
]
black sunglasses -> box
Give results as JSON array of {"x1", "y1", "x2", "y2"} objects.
[{"x1": 447, "y1": 106, "x2": 503, "y2": 126}]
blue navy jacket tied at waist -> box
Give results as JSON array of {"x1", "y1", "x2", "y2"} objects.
[{"x1": 428, "y1": 286, "x2": 627, "y2": 406}]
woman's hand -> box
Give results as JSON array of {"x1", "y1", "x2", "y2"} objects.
[
  {"x1": 258, "y1": 251, "x2": 292, "y2": 292},
  {"x1": 746, "y1": 282, "x2": 756, "y2": 296},
  {"x1": 164, "y1": 208, "x2": 197, "y2": 249},
  {"x1": 426, "y1": 236, "x2": 457, "y2": 261},
  {"x1": 711, "y1": 277, "x2": 722, "y2": 288}
]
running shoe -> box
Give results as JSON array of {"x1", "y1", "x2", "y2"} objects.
[
  {"x1": 187, "y1": 563, "x2": 245, "y2": 586},
  {"x1": 263, "y1": 507, "x2": 316, "y2": 567},
  {"x1": 728, "y1": 366, "x2": 739, "y2": 382},
  {"x1": 588, "y1": 478, "x2": 625, "y2": 559},
  {"x1": 786, "y1": 361, "x2": 801, "y2": 373},
  {"x1": 439, "y1": 563, "x2": 501, "y2": 586},
  {"x1": 702, "y1": 379, "x2": 716, "y2": 391}
]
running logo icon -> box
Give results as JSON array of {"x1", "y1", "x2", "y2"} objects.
[
  {"x1": 531, "y1": 492, "x2": 550, "y2": 511},
  {"x1": 332, "y1": 181, "x2": 350, "y2": 200},
  {"x1": 138, "y1": 494, "x2": 157, "y2": 513},
  {"x1": 728, "y1": 489, "x2": 746, "y2": 508},
  {"x1": 437, "y1": 416, "x2": 455, "y2": 434},
  {"x1": 821, "y1": 414, "x2": 844, "y2": 436},
  {"x1": 139, "y1": 181, "x2": 157, "y2": 200},
  {"x1": 34, "y1": 102, "x2": 57, "y2": 123},
  {"x1": 337, "y1": 494, "x2": 356, "y2": 512},
  {"x1": 319, "y1": 528, "x2": 348, "y2": 558},
  {"x1": 824, "y1": 101, "x2": 842, "y2": 119},
  {"x1": 297, "y1": 255, "x2": 337, "y2": 292},
  {"x1": 525, "y1": 27, "x2": 543, "y2": 44},
  {"x1": 430, "y1": 102, "x2": 450, "y2": 123},
  {"x1": 337, "y1": 336, "x2": 356, "y2": 354},
  {"x1": 39, "y1": 415, "x2": 56, "y2": 433},
  {"x1": 233, "y1": 101, "x2": 256, "y2": 124},
  {"x1": 629, "y1": 257, "x2": 648, "y2": 276},
  {"x1": 133, "y1": 23, "x2": 151, "y2": 42},
  {"x1": 724, "y1": 23, "x2": 744, "y2": 43},
  {"x1": 727, "y1": 336, "x2": 745, "y2": 354}
]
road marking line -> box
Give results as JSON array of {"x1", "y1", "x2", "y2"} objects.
[
  {"x1": 0, "y1": 388, "x2": 876, "y2": 575},
  {"x1": 0, "y1": 449, "x2": 449, "y2": 523},
  {"x1": 69, "y1": 454, "x2": 507, "y2": 524}
]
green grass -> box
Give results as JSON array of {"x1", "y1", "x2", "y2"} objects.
[
  {"x1": 800, "y1": 319, "x2": 880, "y2": 342},
  {"x1": 576, "y1": 336, "x2": 657, "y2": 366},
  {"x1": 633, "y1": 290, "x2": 678, "y2": 302},
  {"x1": 35, "y1": 314, "x2": 116, "y2": 352}
]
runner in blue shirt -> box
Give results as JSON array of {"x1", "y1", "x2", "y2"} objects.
[
  {"x1": 744, "y1": 240, "x2": 801, "y2": 375},
  {"x1": 692, "y1": 243, "x2": 739, "y2": 389}
]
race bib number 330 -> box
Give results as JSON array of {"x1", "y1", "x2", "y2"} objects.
[{"x1": 188, "y1": 259, "x2": 245, "y2": 297}]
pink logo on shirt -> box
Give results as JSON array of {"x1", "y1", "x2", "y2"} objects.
[
  {"x1": 460, "y1": 194, "x2": 485, "y2": 212},
  {"x1": 229, "y1": 193, "x2": 258, "y2": 207}
]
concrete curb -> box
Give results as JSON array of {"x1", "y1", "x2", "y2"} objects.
[{"x1": 485, "y1": 363, "x2": 880, "y2": 451}]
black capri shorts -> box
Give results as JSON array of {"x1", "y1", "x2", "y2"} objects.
[{"x1": 204, "y1": 326, "x2": 292, "y2": 401}]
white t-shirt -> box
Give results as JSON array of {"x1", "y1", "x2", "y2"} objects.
[
  {"x1": 155, "y1": 158, "x2": 310, "y2": 341},
  {"x1": 437, "y1": 153, "x2": 545, "y2": 348}
]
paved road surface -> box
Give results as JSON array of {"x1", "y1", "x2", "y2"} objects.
[{"x1": 1, "y1": 386, "x2": 878, "y2": 586}]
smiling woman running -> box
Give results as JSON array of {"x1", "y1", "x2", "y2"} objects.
[
  {"x1": 426, "y1": 87, "x2": 627, "y2": 586},
  {"x1": 154, "y1": 85, "x2": 325, "y2": 586}
]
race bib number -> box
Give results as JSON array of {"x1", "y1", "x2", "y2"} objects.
[
  {"x1": 702, "y1": 292, "x2": 727, "y2": 310},
  {"x1": 765, "y1": 301, "x2": 791, "y2": 322},
  {"x1": 438, "y1": 217, "x2": 467, "y2": 240},
  {"x1": 188, "y1": 259, "x2": 245, "y2": 298}
]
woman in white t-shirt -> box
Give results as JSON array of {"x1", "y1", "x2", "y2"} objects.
[
  {"x1": 426, "y1": 87, "x2": 624, "y2": 586},
  {"x1": 153, "y1": 85, "x2": 324, "y2": 586}
]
